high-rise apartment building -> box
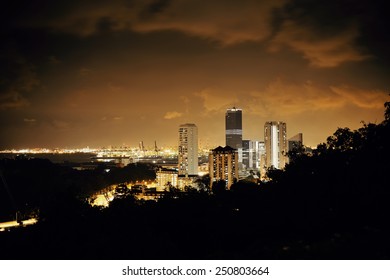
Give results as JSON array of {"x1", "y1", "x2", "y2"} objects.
[
  {"x1": 156, "y1": 168, "x2": 178, "y2": 191},
  {"x1": 209, "y1": 146, "x2": 239, "y2": 189},
  {"x1": 258, "y1": 141, "x2": 266, "y2": 178},
  {"x1": 264, "y1": 121, "x2": 287, "y2": 169},
  {"x1": 225, "y1": 107, "x2": 242, "y2": 150},
  {"x1": 178, "y1": 123, "x2": 198, "y2": 176},
  {"x1": 242, "y1": 140, "x2": 260, "y2": 170}
]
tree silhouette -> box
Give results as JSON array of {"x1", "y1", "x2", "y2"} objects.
[
  {"x1": 194, "y1": 174, "x2": 211, "y2": 192},
  {"x1": 1, "y1": 100, "x2": 390, "y2": 260},
  {"x1": 211, "y1": 179, "x2": 226, "y2": 194}
]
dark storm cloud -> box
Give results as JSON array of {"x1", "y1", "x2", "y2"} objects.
[
  {"x1": 2, "y1": 0, "x2": 386, "y2": 65},
  {"x1": 12, "y1": 0, "x2": 384, "y2": 68},
  {"x1": 2, "y1": 0, "x2": 284, "y2": 43},
  {"x1": 142, "y1": 0, "x2": 172, "y2": 16},
  {"x1": 0, "y1": 0, "x2": 389, "y2": 148},
  {"x1": 0, "y1": 50, "x2": 39, "y2": 110},
  {"x1": 269, "y1": 0, "x2": 389, "y2": 67}
]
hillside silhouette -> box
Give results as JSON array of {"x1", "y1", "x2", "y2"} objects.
[{"x1": 0, "y1": 101, "x2": 389, "y2": 259}]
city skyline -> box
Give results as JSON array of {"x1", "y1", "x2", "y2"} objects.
[{"x1": 1, "y1": 1, "x2": 389, "y2": 149}]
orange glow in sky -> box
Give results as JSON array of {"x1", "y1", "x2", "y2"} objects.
[{"x1": 0, "y1": 0, "x2": 388, "y2": 149}]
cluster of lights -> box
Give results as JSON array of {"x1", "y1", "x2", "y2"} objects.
[
  {"x1": 0, "y1": 147, "x2": 97, "y2": 154},
  {"x1": 0, "y1": 145, "x2": 214, "y2": 157}
]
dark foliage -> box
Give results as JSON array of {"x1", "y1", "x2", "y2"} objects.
[
  {"x1": 1, "y1": 102, "x2": 390, "y2": 260},
  {"x1": 0, "y1": 160, "x2": 155, "y2": 220}
]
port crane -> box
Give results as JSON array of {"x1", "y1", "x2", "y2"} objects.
[{"x1": 154, "y1": 140, "x2": 160, "y2": 156}]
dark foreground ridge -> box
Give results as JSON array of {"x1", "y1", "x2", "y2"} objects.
[{"x1": 0, "y1": 102, "x2": 389, "y2": 260}]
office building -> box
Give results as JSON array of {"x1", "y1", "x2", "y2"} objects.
[
  {"x1": 288, "y1": 133, "x2": 303, "y2": 151},
  {"x1": 288, "y1": 133, "x2": 304, "y2": 163},
  {"x1": 178, "y1": 123, "x2": 198, "y2": 176},
  {"x1": 209, "y1": 146, "x2": 239, "y2": 189},
  {"x1": 264, "y1": 121, "x2": 287, "y2": 169},
  {"x1": 225, "y1": 107, "x2": 242, "y2": 150}
]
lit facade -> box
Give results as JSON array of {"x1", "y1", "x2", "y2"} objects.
[
  {"x1": 258, "y1": 141, "x2": 267, "y2": 179},
  {"x1": 209, "y1": 146, "x2": 239, "y2": 189},
  {"x1": 178, "y1": 123, "x2": 198, "y2": 176},
  {"x1": 242, "y1": 140, "x2": 260, "y2": 170},
  {"x1": 264, "y1": 121, "x2": 287, "y2": 169},
  {"x1": 156, "y1": 168, "x2": 178, "y2": 191}
]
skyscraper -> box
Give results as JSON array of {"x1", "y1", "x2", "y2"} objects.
[
  {"x1": 264, "y1": 121, "x2": 287, "y2": 169},
  {"x1": 225, "y1": 107, "x2": 242, "y2": 149},
  {"x1": 178, "y1": 123, "x2": 198, "y2": 176},
  {"x1": 209, "y1": 146, "x2": 239, "y2": 189}
]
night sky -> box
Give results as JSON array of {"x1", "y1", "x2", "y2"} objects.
[{"x1": 0, "y1": 0, "x2": 388, "y2": 149}]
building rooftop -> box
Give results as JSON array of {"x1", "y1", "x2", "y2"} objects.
[
  {"x1": 211, "y1": 146, "x2": 236, "y2": 152},
  {"x1": 227, "y1": 107, "x2": 242, "y2": 112},
  {"x1": 179, "y1": 123, "x2": 197, "y2": 127}
]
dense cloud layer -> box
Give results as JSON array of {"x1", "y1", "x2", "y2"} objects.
[{"x1": 0, "y1": 0, "x2": 388, "y2": 148}]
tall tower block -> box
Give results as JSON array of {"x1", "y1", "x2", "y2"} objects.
[
  {"x1": 225, "y1": 107, "x2": 242, "y2": 149},
  {"x1": 178, "y1": 123, "x2": 198, "y2": 176},
  {"x1": 209, "y1": 146, "x2": 239, "y2": 189},
  {"x1": 264, "y1": 121, "x2": 287, "y2": 169}
]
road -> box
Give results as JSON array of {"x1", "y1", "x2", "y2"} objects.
[{"x1": 0, "y1": 218, "x2": 38, "y2": 231}]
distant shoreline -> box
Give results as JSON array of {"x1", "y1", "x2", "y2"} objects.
[{"x1": 0, "y1": 152, "x2": 97, "y2": 164}]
